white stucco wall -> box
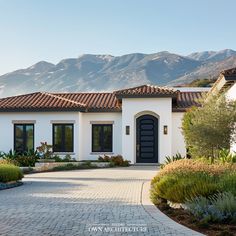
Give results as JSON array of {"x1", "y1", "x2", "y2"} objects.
[
  {"x1": 78, "y1": 112, "x2": 122, "y2": 160},
  {"x1": 121, "y1": 97, "x2": 172, "y2": 164},
  {"x1": 226, "y1": 83, "x2": 236, "y2": 152},
  {"x1": 172, "y1": 112, "x2": 186, "y2": 157},
  {"x1": 226, "y1": 83, "x2": 236, "y2": 100},
  {"x1": 0, "y1": 112, "x2": 80, "y2": 159},
  {"x1": 0, "y1": 104, "x2": 187, "y2": 163}
]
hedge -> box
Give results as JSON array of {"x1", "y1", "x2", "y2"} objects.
[{"x1": 0, "y1": 164, "x2": 23, "y2": 183}]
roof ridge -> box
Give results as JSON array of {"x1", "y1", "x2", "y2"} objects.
[
  {"x1": 113, "y1": 84, "x2": 148, "y2": 93},
  {"x1": 114, "y1": 84, "x2": 177, "y2": 93},
  {"x1": 42, "y1": 92, "x2": 87, "y2": 107},
  {"x1": 0, "y1": 92, "x2": 42, "y2": 100},
  {"x1": 52, "y1": 91, "x2": 114, "y2": 95}
]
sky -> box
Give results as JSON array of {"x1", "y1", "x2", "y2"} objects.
[{"x1": 0, "y1": 0, "x2": 236, "y2": 75}]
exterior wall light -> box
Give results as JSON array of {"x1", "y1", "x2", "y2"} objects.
[
  {"x1": 163, "y1": 125, "x2": 168, "y2": 135},
  {"x1": 126, "y1": 126, "x2": 130, "y2": 135}
]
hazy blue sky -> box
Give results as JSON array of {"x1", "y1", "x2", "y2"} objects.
[{"x1": 0, "y1": 0, "x2": 236, "y2": 75}]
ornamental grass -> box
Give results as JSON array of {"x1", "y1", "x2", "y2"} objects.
[
  {"x1": 0, "y1": 164, "x2": 23, "y2": 183},
  {"x1": 150, "y1": 159, "x2": 236, "y2": 204},
  {"x1": 158, "y1": 159, "x2": 236, "y2": 178}
]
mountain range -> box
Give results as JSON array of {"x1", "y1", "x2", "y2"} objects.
[{"x1": 1, "y1": 49, "x2": 236, "y2": 98}]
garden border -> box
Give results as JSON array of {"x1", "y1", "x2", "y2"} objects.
[
  {"x1": 141, "y1": 181, "x2": 204, "y2": 236},
  {"x1": 0, "y1": 181, "x2": 23, "y2": 191}
]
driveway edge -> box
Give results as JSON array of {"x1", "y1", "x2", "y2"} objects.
[{"x1": 141, "y1": 181, "x2": 204, "y2": 236}]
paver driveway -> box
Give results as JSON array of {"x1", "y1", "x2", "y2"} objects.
[{"x1": 0, "y1": 166, "x2": 201, "y2": 236}]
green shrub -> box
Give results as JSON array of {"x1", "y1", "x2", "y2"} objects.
[
  {"x1": 186, "y1": 192, "x2": 236, "y2": 223},
  {"x1": 1, "y1": 149, "x2": 39, "y2": 167},
  {"x1": 0, "y1": 164, "x2": 23, "y2": 183},
  {"x1": 98, "y1": 155, "x2": 130, "y2": 167},
  {"x1": 151, "y1": 172, "x2": 219, "y2": 203},
  {"x1": 219, "y1": 172, "x2": 236, "y2": 195},
  {"x1": 150, "y1": 159, "x2": 236, "y2": 204},
  {"x1": 160, "y1": 153, "x2": 185, "y2": 169},
  {"x1": 52, "y1": 163, "x2": 95, "y2": 171},
  {"x1": 218, "y1": 149, "x2": 236, "y2": 164},
  {"x1": 53, "y1": 154, "x2": 73, "y2": 162}
]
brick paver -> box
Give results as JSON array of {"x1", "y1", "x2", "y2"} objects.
[{"x1": 0, "y1": 166, "x2": 202, "y2": 236}]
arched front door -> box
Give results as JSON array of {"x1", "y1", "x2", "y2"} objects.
[{"x1": 136, "y1": 115, "x2": 158, "y2": 163}]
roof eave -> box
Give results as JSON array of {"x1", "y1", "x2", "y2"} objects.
[
  {"x1": 0, "y1": 107, "x2": 86, "y2": 112},
  {"x1": 85, "y1": 108, "x2": 121, "y2": 112},
  {"x1": 224, "y1": 75, "x2": 236, "y2": 81}
]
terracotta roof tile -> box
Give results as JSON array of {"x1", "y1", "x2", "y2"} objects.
[
  {"x1": 114, "y1": 84, "x2": 178, "y2": 97},
  {"x1": 173, "y1": 91, "x2": 204, "y2": 111},
  {"x1": 0, "y1": 85, "x2": 203, "y2": 112},
  {"x1": 0, "y1": 92, "x2": 86, "y2": 111},
  {"x1": 54, "y1": 92, "x2": 120, "y2": 111}
]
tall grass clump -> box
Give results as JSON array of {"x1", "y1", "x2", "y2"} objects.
[
  {"x1": 0, "y1": 164, "x2": 23, "y2": 183},
  {"x1": 150, "y1": 159, "x2": 236, "y2": 204}
]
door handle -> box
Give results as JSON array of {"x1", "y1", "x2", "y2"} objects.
[{"x1": 137, "y1": 144, "x2": 140, "y2": 151}]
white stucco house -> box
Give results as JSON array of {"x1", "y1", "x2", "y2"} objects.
[
  {"x1": 0, "y1": 83, "x2": 207, "y2": 164},
  {"x1": 209, "y1": 67, "x2": 236, "y2": 152}
]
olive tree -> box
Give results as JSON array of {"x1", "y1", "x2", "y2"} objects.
[{"x1": 182, "y1": 93, "x2": 236, "y2": 159}]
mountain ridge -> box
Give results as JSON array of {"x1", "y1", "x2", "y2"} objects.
[{"x1": 0, "y1": 49, "x2": 236, "y2": 98}]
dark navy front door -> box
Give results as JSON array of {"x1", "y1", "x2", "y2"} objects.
[{"x1": 136, "y1": 115, "x2": 158, "y2": 163}]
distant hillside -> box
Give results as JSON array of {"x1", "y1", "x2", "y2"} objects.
[{"x1": 0, "y1": 49, "x2": 235, "y2": 97}]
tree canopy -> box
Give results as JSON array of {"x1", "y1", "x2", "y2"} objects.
[{"x1": 182, "y1": 93, "x2": 236, "y2": 158}]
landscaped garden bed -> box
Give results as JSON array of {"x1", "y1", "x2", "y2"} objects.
[
  {"x1": 0, "y1": 142, "x2": 130, "y2": 174},
  {"x1": 150, "y1": 92, "x2": 236, "y2": 235},
  {"x1": 157, "y1": 200, "x2": 236, "y2": 236},
  {"x1": 150, "y1": 158, "x2": 236, "y2": 236}
]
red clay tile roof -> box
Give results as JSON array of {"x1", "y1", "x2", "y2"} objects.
[
  {"x1": 0, "y1": 86, "x2": 204, "y2": 112},
  {"x1": 0, "y1": 92, "x2": 86, "y2": 111},
  {"x1": 173, "y1": 91, "x2": 204, "y2": 112},
  {"x1": 114, "y1": 84, "x2": 178, "y2": 97},
  {"x1": 52, "y1": 92, "x2": 120, "y2": 111},
  {"x1": 209, "y1": 67, "x2": 236, "y2": 94}
]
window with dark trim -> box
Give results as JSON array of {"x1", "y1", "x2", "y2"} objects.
[
  {"x1": 92, "y1": 124, "x2": 113, "y2": 152},
  {"x1": 53, "y1": 124, "x2": 74, "y2": 152},
  {"x1": 14, "y1": 124, "x2": 34, "y2": 153}
]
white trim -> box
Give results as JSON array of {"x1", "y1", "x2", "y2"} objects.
[
  {"x1": 12, "y1": 120, "x2": 36, "y2": 124},
  {"x1": 50, "y1": 120, "x2": 76, "y2": 124},
  {"x1": 90, "y1": 121, "x2": 114, "y2": 124}
]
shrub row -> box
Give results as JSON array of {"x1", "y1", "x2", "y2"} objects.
[
  {"x1": 0, "y1": 164, "x2": 23, "y2": 183},
  {"x1": 150, "y1": 159, "x2": 236, "y2": 223},
  {"x1": 151, "y1": 159, "x2": 236, "y2": 204},
  {"x1": 98, "y1": 155, "x2": 130, "y2": 167}
]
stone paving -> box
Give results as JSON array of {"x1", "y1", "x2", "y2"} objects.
[{"x1": 0, "y1": 166, "x2": 203, "y2": 236}]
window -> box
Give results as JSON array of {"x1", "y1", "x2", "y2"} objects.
[
  {"x1": 92, "y1": 124, "x2": 112, "y2": 152},
  {"x1": 53, "y1": 124, "x2": 73, "y2": 152},
  {"x1": 14, "y1": 124, "x2": 34, "y2": 153}
]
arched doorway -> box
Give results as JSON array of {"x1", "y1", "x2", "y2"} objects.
[{"x1": 136, "y1": 115, "x2": 158, "y2": 163}]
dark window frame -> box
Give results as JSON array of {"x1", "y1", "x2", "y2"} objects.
[
  {"x1": 92, "y1": 124, "x2": 113, "y2": 152},
  {"x1": 14, "y1": 124, "x2": 34, "y2": 153},
  {"x1": 52, "y1": 123, "x2": 74, "y2": 153}
]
